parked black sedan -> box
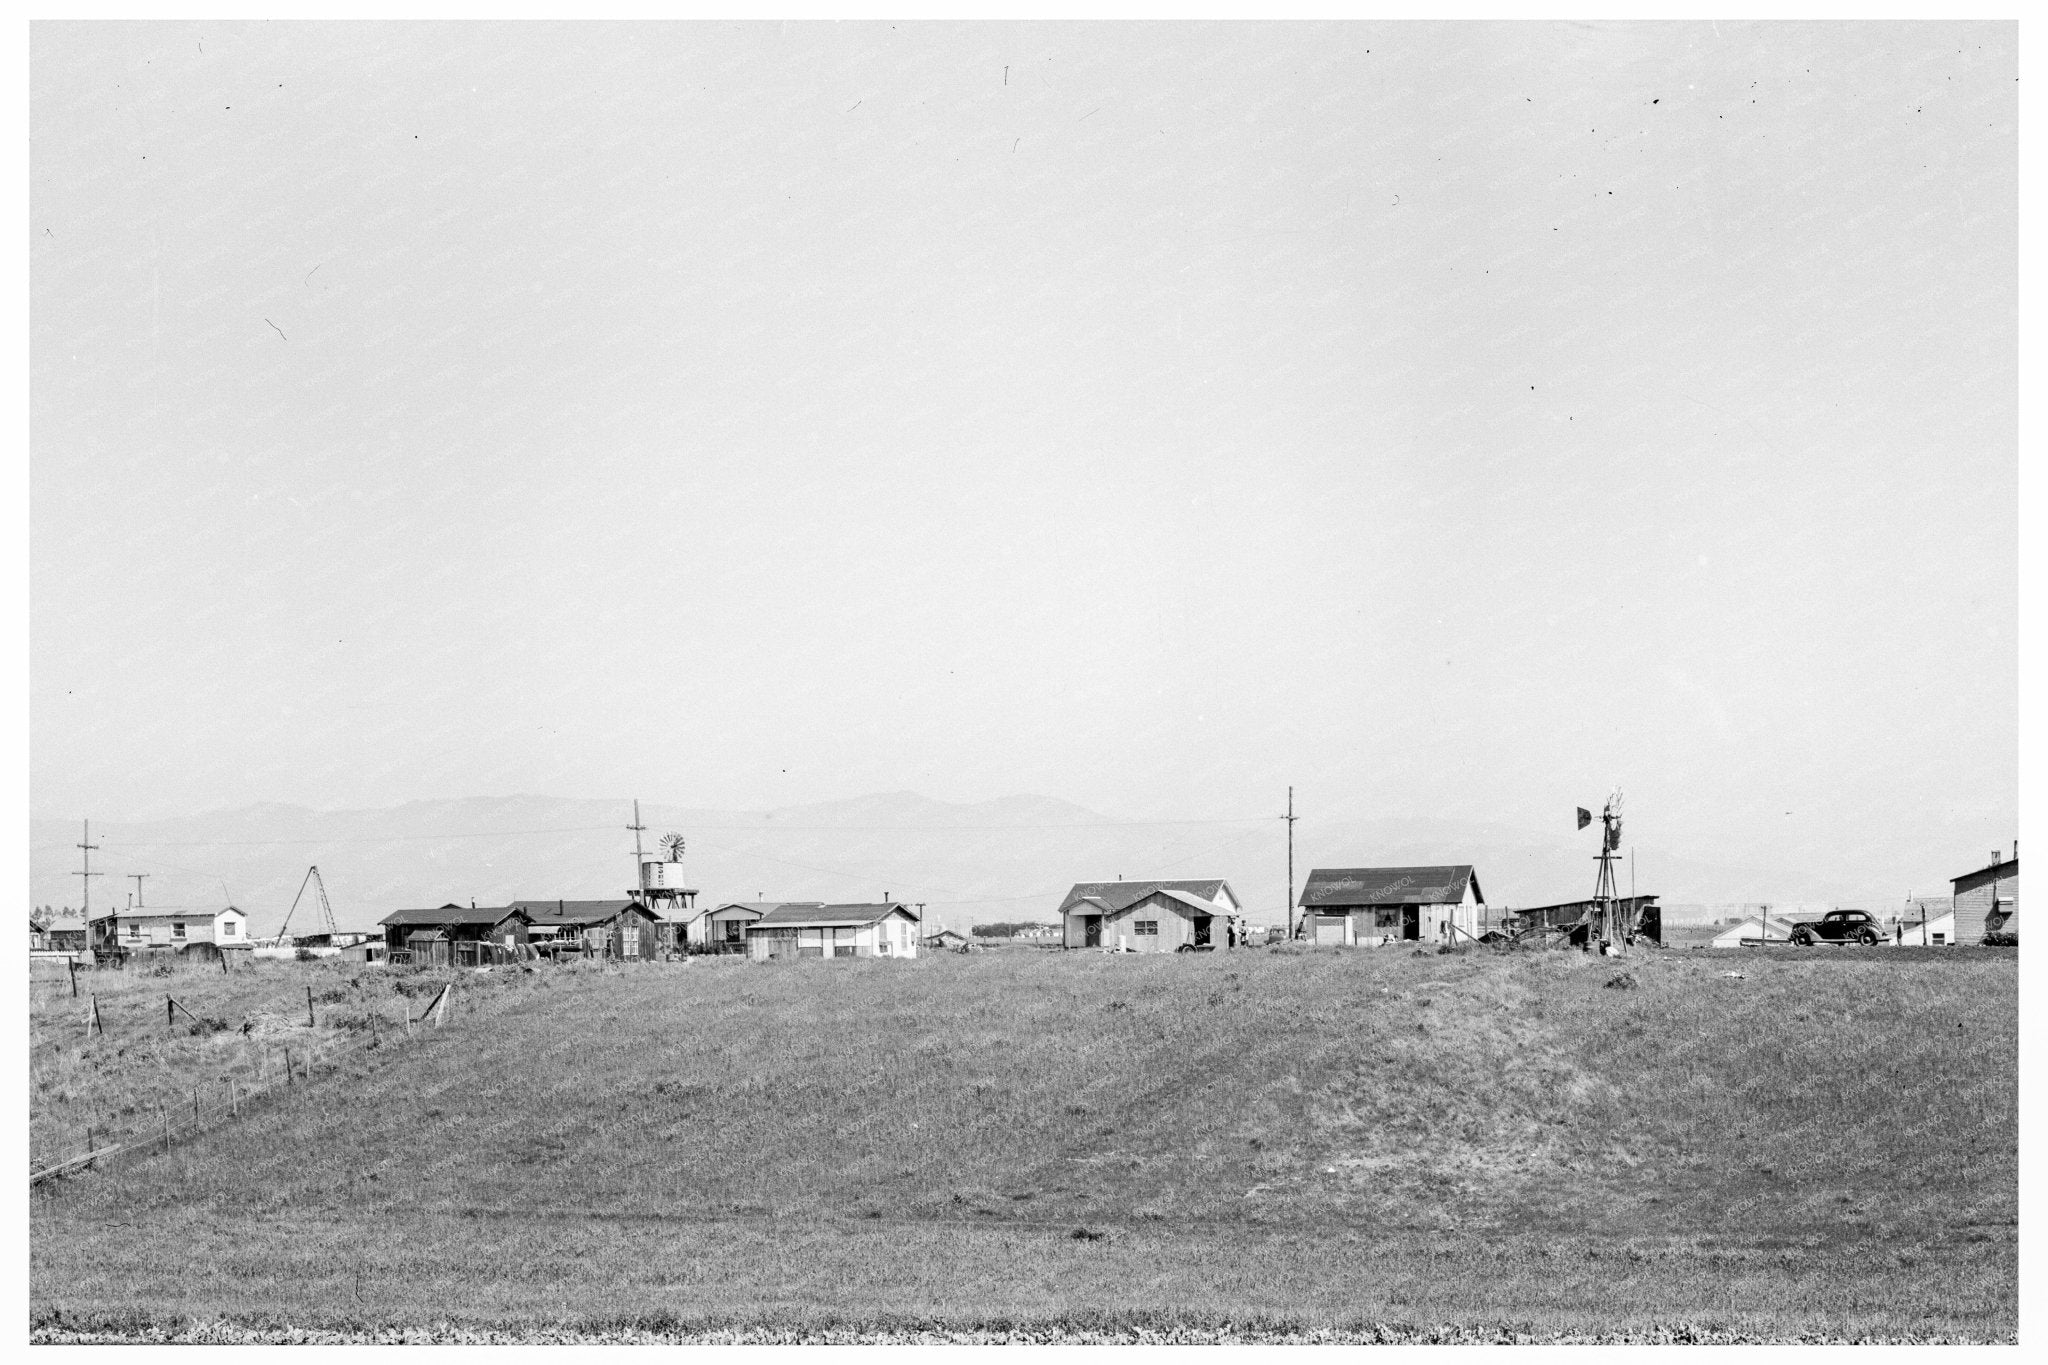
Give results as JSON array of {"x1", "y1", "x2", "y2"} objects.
[{"x1": 1789, "y1": 909, "x2": 1884, "y2": 947}]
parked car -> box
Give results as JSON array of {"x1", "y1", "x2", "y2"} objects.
[{"x1": 1789, "y1": 910, "x2": 1883, "y2": 947}]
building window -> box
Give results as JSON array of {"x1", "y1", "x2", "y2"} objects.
[
  {"x1": 1932, "y1": 933, "x2": 1946, "y2": 945},
  {"x1": 1134, "y1": 920, "x2": 1159, "y2": 936},
  {"x1": 221, "y1": 921, "x2": 237, "y2": 938},
  {"x1": 127, "y1": 923, "x2": 141, "y2": 939},
  {"x1": 878, "y1": 941, "x2": 891, "y2": 955},
  {"x1": 621, "y1": 924, "x2": 639, "y2": 957},
  {"x1": 172, "y1": 922, "x2": 186, "y2": 939}
]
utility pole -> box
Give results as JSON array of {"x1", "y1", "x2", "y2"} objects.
[
  {"x1": 74, "y1": 820, "x2": 101, "y2": 919},
  {"x1": 1281, "y1": 787, "x2": 1298, "y2": 941},
  {"x1": 130, "y1": 873, "x2": 149, "y2": 910},
  {"x1": 627, "y1": 799, "x2": 647, "y2": 896}
]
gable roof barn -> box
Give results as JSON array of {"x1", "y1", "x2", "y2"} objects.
[
  {"x1": 1058, "y1": 880, "x2": 1236, "y2": 915},
  {"x1": 1298, "y1": 866, "x2": 1483, "y2": 909}
]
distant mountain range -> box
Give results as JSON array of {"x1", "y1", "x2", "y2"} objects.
[{"x1": 30, "y1": 791, "x2": 1922, "y2": 938}]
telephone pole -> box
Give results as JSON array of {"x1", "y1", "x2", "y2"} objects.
[
  {"x1": 74, "y1": 820, "x2": 101, "y2": 917},
  {"x1": 627, "y1": 799, "x2": 647, "y2": 896},
  {"x1": 129, "y1": 873, "x2": 149, "y2": 910},
  {"x1": 1281, "y1": 787, "x2": 1298, "y2": 941}
]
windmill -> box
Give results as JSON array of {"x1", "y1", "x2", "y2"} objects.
[
  {"x1": 1581, "y1": 789, "x2": 1636, "y2": 953},
  {"x1": 628, "y1": 806, "x2": 697, "y2": 931}
]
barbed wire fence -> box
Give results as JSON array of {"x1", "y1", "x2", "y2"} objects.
[{"x1": 29, "y1": 972, "x2": 462, "y2": 1192}]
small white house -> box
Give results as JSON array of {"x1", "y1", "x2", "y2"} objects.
[
  {"x1": 96, "y1": 905, "x2": 250, "y2": 954},
  {"x1": 747, "y1": 903, "x2": 921, "y2": 960}
]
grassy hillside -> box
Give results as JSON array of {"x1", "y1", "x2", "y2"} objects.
[
  {"x1": 27, "y1": 955, "x2": 541, "y2": 1166},
  {"x1": 30, "y1": 945, "x2": 2016, "y2": 1339}
]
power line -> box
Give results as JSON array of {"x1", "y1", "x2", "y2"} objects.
[{"x1": 38, "y1": 814, "x2": 1286, "y2": 850}]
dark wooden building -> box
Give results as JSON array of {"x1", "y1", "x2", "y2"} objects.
[
  {"x1": 379, "y1": 903, "x2": 532, "y2": 965},
  {"x1": 510, "y1": 899, "x2": 663, "y2": 960}
]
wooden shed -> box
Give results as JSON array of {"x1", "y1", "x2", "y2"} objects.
[
  {"x1": 1297, "y1": 866, "x2": 1484, "y2": 946},
  {"x1": 512, "y1": 899, "x2": 663, "y2": 960},
  {"x1": 379, "y1": 904, "x2": 532, "y2": 963}
]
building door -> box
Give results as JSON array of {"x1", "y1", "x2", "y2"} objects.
[
  {"x1": 1193, "y1": 916, "x2": 1211, "y2": 947},
  {"x1": 1083, "y1": 916, "x2": 1101, "y2": 947},
  {"x1": 1402, "y1": 907, "x2": 1420, "y2": 940}
]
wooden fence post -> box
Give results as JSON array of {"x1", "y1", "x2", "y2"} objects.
[
  {"x1": 167, "y1": 995, "x2": 175, "y2": 1031},
  {"x1": 68, "y1": 959, "x2": 78, "y2": 997},
  {"x1": 230, "y1": 1082, "x2": 237, "y2": 1118},
  {"x1": 307, "y1": 985, "x2": 315, "y2": 1028},
  {"x1": 221, "y1": 950, "x2": 229, "y2": 975},
  {"x1": 84, "y1": 1126, "x2": 94, "y2": 1169},
  {"x1": 160, "y1": 1105, "x2": 170, "y2": 1153},
  {"x1": 284, "y1": 1047, "x2": 293, "y2": 1087},
  {"x1": 193, "y1": 1088, "x2": 200, "y2": 1128}
]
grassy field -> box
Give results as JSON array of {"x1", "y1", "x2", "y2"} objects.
[{"x1": 29, "y1": 944, "x2": 2016, "y2": 1340}]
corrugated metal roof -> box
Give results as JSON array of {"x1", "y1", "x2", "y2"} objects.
[
  {"x1": 751, "y1": 902, "x2": 917, "y2": 928},
  {"x1": 1298, "y1": 866, "x2": 1482, "y2": 908},
  {"x1": 1058, "y1": 880, "x2": 1232, "y2": 914},
  {"x1": 379, "y1": 904, "x2": 523, "y2": 927}
]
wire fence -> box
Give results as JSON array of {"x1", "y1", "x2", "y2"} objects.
[{"x1": 29, "y1": 979, "x2": 461, "y2": 1191}]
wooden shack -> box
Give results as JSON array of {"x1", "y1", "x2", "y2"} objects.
[
  {"x1": 1296, "y1": 866, "x2": 1484, "y2": 946},
  {"x1": 511, "y1": 899, "x2": 663, "y2": 960},
  {"x1": 379, "y1": 904, "x2": 531, "y2": 963}
]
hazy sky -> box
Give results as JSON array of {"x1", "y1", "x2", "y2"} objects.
[{"x1": 32, "y1": 22, "x2": 2016, "y2": 885}]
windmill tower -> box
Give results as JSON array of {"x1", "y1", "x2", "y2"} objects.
[
  {"x1": 634, "y1": 827, "x2": 698, "y2": 919},
  {"x1": 1584, "y1": 788, "x2": 1636, "y2": 953}
]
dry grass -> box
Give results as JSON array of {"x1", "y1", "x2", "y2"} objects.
[
  {"x1": 27, "y1": 953, "x2": 547, "y2": 1164},
  {"x1": 29, "y1": 944, "x2": 2016, "y2": 1338}
]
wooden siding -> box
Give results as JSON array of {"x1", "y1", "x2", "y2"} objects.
[{"x1": 1952, "y1": 866, "x2": 2017, "y2": 944}]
